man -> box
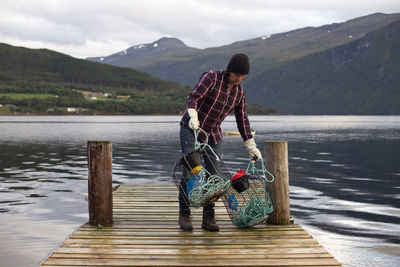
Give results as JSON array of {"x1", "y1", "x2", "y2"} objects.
[{"x1": 179, "y1": 53, "x2": 262, "y2": 231}]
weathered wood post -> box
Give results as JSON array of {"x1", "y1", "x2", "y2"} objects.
[
  {"x1": 88, "y1": 141, "x2": 113, "y2": 226},
  {"x1": 264, "y1": 141, "x2": 290, "y2": 224}
]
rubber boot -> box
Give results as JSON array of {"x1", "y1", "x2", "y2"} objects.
[
  {"x1": 179, "y1": 209, "x2": 193, "y2": 231},
  {"x1": 202, "y1": 209, "x2": 219, "y2": 231}
]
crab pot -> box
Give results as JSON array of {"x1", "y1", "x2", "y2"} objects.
[
  {"x1": 172, "y1": 148, "x2": 231, "y2": 208},
  {"x1": 223, "y1": 173, "x2": 273, "y2": 228},
  {"x1": 181, "y1": 150, "x2": 202, "y2": 171}
]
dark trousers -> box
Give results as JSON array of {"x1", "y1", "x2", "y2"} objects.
[{"x1": 179, "y1": 124, "x2": 222, "y2": 211}]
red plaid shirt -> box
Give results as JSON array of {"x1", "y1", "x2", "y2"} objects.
[{"x1": 181, "y1": 70, "x2": 253, "y2": 144}]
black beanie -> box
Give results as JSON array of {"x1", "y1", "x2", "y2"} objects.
[{"x1": 226, "y1": 53, "x2": 250, "y2": 74}]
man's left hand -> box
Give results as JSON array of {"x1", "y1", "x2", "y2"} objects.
[{"x1": 244, "y1": 138, "x2": 262, "y2": 161}]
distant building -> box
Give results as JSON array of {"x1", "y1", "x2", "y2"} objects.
[
  {"x1": 66, "y1": 107, "x2": 89, "y2": 113},
  {"x1": 89, "y1": 93, "x2": 102, "y2": 99}
]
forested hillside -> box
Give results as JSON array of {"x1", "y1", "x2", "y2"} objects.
[
  {"x1": 0, "y1": 43, "x2": 189, "y2": 114},
  {"x1": 0, "y1": 43, "x2": 276, "y2": 115}
]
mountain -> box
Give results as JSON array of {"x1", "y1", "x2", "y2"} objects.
[
  {"x1": 87, "y1": 37, "x2": 200, "y2": 70},
  {"x1": 87, "y1": 13, "x2": 400, "y2": 88},
  {"x1": 245, "y1": 20, "x2": 400, "y2": 115},
  {"x1": 86, "y1": 12, "x2": 400, "y2": 115}
]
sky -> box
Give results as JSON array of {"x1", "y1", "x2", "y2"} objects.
[{"x1": 1, "y1": 0, "x2": 400, "y2": 59}]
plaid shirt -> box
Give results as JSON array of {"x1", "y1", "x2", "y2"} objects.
[{"x1": 181, "y1": 70, "x2": 253, "y2": 144}]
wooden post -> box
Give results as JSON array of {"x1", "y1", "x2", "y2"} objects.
[
  {"x1": 264, "y1": 141, "x2": 290, "y2": 224},
  {"x1": 88, "y1": 141, "x2": 113, "y2": 226}
]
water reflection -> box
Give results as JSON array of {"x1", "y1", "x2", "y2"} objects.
[{"x1": 0, "y1": 115, "x2": 400, "y2": 266}]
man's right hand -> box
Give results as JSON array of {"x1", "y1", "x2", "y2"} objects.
[{"x1": 187, "y1": 108, "x2": 200, "y2": 130}]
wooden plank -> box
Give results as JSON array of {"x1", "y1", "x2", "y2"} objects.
[
  {"x1": 53, "y1": 246, "x2": 330, "y2": 254},
  {"x1": 74, "y1": 230, "x2": 307, "y2": 236},
  {"x1": 64, "y1": 231, "x2": 315, "y2": 239},
  {"x1": 69, "y1": 235, "x2": 312, "y2": 240},
  {"x1": 50, "y1": 253, "x2": 334, "y2": 260},
  {"x1": 62, "y1": 243, "x2": 325, "y2": 251},
  {"x1": 79, "y1": 224, "x2": 303, "y2": 230},
  {"x1": 41, "y1": 184, "x2": 341, "y2": 266},
  {"x1": 63, "y1": 238, "x2": 319, "y2": 246},
  {"x1": 77, "y1": 226, "x2": 304, "y2": 231},
  {"x1": 42, "y1": 258, "x2": 341, "y2": 266}
]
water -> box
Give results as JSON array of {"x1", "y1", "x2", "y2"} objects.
[{"x1": 0, "y1": 115, "x2": 399, "y2": 267}]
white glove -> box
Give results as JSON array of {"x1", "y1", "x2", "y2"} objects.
[
  {"x1": 244, "y1": 138, "x2": 262, "y2": 161},
  {"x1": 187, "y1": 108, "x2": 200, "y2": 130}
]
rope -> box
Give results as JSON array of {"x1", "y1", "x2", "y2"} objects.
[
  {"x1": 231, "y1": 189, "x2": 273, "y2": 227},
  {"x1": 186, "y1": 128, "x2": 229, "y2": 207},
  {"x1": 246, "y1": 159, "x2": 275, "y2": 183},
  {"x1": 193, "y1": 128, "x2": 220, "y2": 160},
  {"x1": 193, "y1": 128, "x2": 204, "y2": 151},
  {"x1": 188, "y1": 168, "x2": 230, "y2": 207}
]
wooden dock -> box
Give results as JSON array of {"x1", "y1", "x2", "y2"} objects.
[{"x1": 41, "y1": 184, "x2": 341, "y2": 266}]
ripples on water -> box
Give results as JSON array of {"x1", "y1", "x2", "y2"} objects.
[{"x1": 0, "y1": 115, "x2": 400, "y2": 267}]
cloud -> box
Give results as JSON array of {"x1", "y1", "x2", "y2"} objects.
[{"x1": 1, "y1": 0, "x2": 399, "y2": 58}]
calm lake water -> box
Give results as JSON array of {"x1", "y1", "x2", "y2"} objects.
[{"x1": 0, "y1": 115, "x2": 399, "y2": 267}]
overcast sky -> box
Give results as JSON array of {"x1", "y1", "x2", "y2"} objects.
[{"x1": 1, "y1": 0, "x2": 399, "y2": 58}]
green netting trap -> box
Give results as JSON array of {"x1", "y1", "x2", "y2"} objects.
[
  {"x1": 222, "y1": 160, "x2": 275, "y2": 228},
  {"x1": 172, "y1": 129, "x2": 231, "y2": 208}
]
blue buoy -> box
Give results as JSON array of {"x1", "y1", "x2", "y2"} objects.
[
  {"x1": 187, "y1": 176, "x2": 203, "y2": 194},
  {"x1": 228, "y1": 194, "x2": 238, "y2": 211}
]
